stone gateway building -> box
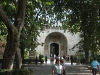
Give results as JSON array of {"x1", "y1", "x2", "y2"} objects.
[
  {"x1": 35, "y1": 25, "x2": 81, "y2": 58},
  {"x1": 0, "y1": 25, "x2": 81, "y2": 59}
]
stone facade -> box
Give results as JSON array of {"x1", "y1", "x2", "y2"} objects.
[{"x1": 35, "y1": 26, "x2": 81, "y2": 58}]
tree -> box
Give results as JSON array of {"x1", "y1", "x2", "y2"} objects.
[
  {"x1": 62, "y1": 0, "x2": 100, "y2": 63},
  {"x1": 0, "y1": 0, "x2": 27, "y2": 69},
  {"x1": 0, "y1": 0, "x2": 55, "y2": 69},
  {"x1": 49, "y1": 0, "x2": 100, "y2": 64},
  {"x1": 20, "y1": 0, "x2": 54, "y2": 60}
]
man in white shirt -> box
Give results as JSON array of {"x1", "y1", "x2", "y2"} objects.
[{"x1": 52, "y1": 58, "x2": 63, "y2": 75}]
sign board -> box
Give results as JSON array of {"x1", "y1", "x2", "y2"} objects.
[{"x1": 29, "y1": 51, "x2": 36, "y2": 59}]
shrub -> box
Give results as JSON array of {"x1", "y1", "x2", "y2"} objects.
[
  {"x1": 0, "y1": 69, "x2": 30, "y2": 75},
  {"x1": 0, "y1": 69, "x2": 12, "y2": 75}
]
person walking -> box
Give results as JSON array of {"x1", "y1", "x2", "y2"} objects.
[
  {"x1": 70, "y1": 55, "x2": 74, "y2": 65},
  {"x1": 35, "y1": 55, "x2": 38, "y2": 65},
  {"x1": 91, "y1": 57, "x2": 99, "y2": 75},
  {"x1": 52, "y1": 58, "x2": 63, "y2": 75},
  {"x1": 45, "y1": 55, "x2": 47, "y2": 63},
  {"x1": 39, "y1": 54, "x2": 42, "y2": 65}
]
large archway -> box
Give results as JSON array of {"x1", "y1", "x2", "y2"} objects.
[
  {"x1": 44, "y1": 32, "x2": 68, "y2": 58},
  {"x1": 50, "y1": 43, "x2": 59, "y2": 56}
]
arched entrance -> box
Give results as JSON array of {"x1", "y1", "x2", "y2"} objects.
[
  {"x1": 50, "y1": 43, "x2": 59, "y2": 56},
  {"x1": 44, "y1": 32, "x2": 68, "y2": 58}
]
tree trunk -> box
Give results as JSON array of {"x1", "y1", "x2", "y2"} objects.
[
  {"x1": 2, "y1": 30, "x2": 19, "y2": 69},
  {"x1": 20, "y1": 44, "x2": 25, "y2": 62},
  {"x1": 83, "y1": 36, "x2": 90, "y2": 64},
  {"x1": 0, "y1": 0, "x2": 27, "y2": 69},
  {"x1": 85, "y1": 51, "x2": 90, "y2": 64},
  {"x1": 15, "y1": 48, "x2": 22, "y2": 69}
]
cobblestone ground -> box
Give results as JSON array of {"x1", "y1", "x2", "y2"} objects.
[{"x1": 24, "y1": 63, "x2": 100, "y2": 75}]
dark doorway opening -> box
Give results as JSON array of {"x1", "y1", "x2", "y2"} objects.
[{"x1": 50, "y1": 43, "x2": 59, "y2": 57}]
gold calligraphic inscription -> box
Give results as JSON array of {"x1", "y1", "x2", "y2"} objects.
[{"x1": 49, "y1": 35, "x2": 61, "y2": 39}]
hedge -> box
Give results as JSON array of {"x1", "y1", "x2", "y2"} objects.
[{"x1": 0, "y1": 69, "x2": 30, "y2": 75}]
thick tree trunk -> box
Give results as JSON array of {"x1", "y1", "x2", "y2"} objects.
[
  {"x1": 2, "y1": 30, "x2": 19, "y2": 69},
  {"x1": 0, "y1": 0, "x2": 27, "y2": 69},
  {"x1": 83, "y1": 36, "x2": 90, "y2": 64},
  {"x1": 20, "y1": 44, "x2": 25, "y2": 61},
  {"x1": 85, "y1": 51, "x2": 90, "y2": 64},
  {"x1": 15, "y1": 48, "x2": 22, "y2": 69},
  {"x1": 14, "y1": 0, "x2": 27, "y2": 69}
]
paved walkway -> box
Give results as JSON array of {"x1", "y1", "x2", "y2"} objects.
[
  {"x1": 23, "y1": 62, "x2": 100, "y2": 75},
  {"x1": 0, "y1": 60, "x2": 100, "y2": 75}
]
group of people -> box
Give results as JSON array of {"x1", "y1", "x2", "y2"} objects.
[
  {"x1": 36, "y1": 54, "x2": 100, "y2": 75},
  {"x1": 62, "y1": 55, "x2": 81, "y2": 65},
  {"x1": 51, "y1": 55, "x2": 100, "y2": 75},
  {"x1": 51, "y1": 56, "x2": 100, "y2": 75},
  {"x1": 35, "y1": 54, "x2": 47, "y2": 65}
]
